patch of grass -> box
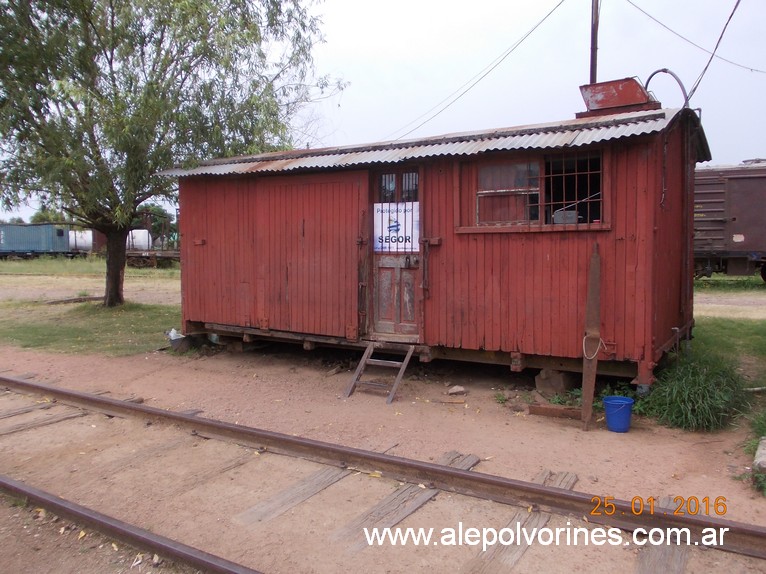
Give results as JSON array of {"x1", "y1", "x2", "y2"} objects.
[
  {"x1": 751, "y1": 408, "x2": 766, "y2": 435},
  {"x1": 549, "y1": 383, "x2": 642, "y2": 412},
  {"x1": 695, "y1": 273, "x2": 765, "y2": 292},
  {"x1": 754, "y1": 472, "x2": 766, "y2": 496},
  {"x1": 745, "y1": 409, "x2": 766, "y2": 456},
  {"x1": 0, "y1": 255, "x2": 179, "y2": 279},
  {"x1": 595, "y1": 381, "x2": 642, "y2": 413},
  {"x1": 549, "y1": 393, "x2": 565, "y2": 405},
  {"x1": 693, "y1": 318, "x2": 766, "y2": 359},
  {"x1": 693, "y1": 317, "x2": 766, "y2": 387},
  {"x1": 641, "y1": 355, "x2": 749, "y2": 431},
  {"x1": 7, "y1": 494, "x2": 28, "y2": 508},
  {"x1": 0, "y1": 300, "x2": 180, "y2": 355},
  {"x1": 494, "y1": 392, "x2": 508, "y2": 405}
]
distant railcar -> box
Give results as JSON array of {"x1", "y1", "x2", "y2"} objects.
[
  {"x1": 694, "y1": 160, "x2": 766, "y2": 281},
  {"x1": 0, "y1": 223, "x2": 71, "y2": 257},
  {"x1": 0, "y1": 223, "x2": 166, "y2": 265}
]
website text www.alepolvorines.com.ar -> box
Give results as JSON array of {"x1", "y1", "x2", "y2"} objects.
[{"x1": 363, "y1": 521, "x2": 730, "y2": 552}]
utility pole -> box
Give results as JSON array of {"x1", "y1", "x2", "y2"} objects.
[{"x1": 590, "y1": 0, "x2": 600, "y2": 84}]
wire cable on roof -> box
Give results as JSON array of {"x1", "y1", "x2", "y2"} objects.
[
  {"x1": 687, "y1": 0, "x2": 742, "y2": 102},
  {"x1": 625, "y1": 0, "x2": 763, "y2": 74},
  {"x1": 385, "y1": 0, "x2": 568, "y2": 142}
]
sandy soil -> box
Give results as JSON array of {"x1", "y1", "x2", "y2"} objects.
[
  {"x1": 0, "y1": 275, "x2": 764, "y2": 573},
  {"x1": 0, "y1": 495, "x2": 194, "y2": 574},
  {"x1": 695, "y1": 291, "x2": 766, "y2": 319}
]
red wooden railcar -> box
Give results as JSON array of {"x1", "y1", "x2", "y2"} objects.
[{"x1": 167, "y1": 79, "x2": 710, "y2": 387}]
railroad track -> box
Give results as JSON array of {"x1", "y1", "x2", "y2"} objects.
[{"x1": 1, "y1": 373, "x2": 765, "y2": 573}]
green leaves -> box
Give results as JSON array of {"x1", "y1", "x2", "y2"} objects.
[
  {"x1": 642, "y1": 356, "x2": 749, "y2": 432},
  {"x1": 0, "y1": 0, "x2": 332, "y2": 301},
  {"x1": 0, "y1": 0, "x2": 328, "y2": 227}
]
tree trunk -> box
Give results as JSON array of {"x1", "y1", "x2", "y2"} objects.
[{"x1": 104, "y1": 228, "x2": 130, "y2": 307}]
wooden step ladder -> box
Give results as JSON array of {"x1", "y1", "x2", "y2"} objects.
[{"x1": 343, "y1": 342, "x2": 415, "y2": 404}]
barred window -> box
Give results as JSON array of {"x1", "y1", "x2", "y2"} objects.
[
  {"x1": 474, "y1": 152, "x2": 602, "y2": 228},
  {"x1": 377, "y1": 170, "x2": 419, "y2": 203},
  {"x1": 374, "y1": 169, "x2": 420, "y2": 253},
  {"x1": 544, "y1": 152, "x2": 602, "y2": 224}
]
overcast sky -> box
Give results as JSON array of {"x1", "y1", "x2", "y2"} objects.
[
  {"x1": 3, "y1": 0, "x2": 763, "y2": 220},
  {"x1": 304, "y1": 0, "x2": 764, "y2": 163}
]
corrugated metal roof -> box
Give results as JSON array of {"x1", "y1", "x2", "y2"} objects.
[{"x1": 161, "y1": 108, "x2": 696, "y2": 177}]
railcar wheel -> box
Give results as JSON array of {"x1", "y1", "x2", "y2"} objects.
[{"x1": 761, "y1": 265, "x2": 766, "y2": 283}]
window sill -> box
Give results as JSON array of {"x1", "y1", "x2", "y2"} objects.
[{"x1": 455, "y1": 223, "x2": 611, "y2": 234}]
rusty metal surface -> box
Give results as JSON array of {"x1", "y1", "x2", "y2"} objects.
[
  {"x1": 161, "y1": 109, "x2": 686, "y2": 177},
  {"x1": 0, "y1": 474, "x2": 262, "y2": 574},
  {"x1": 3, "y1": 375, "x2": 766, "y2": 560},
  {"x1": 579, "y1": 77, "x2": 653, "y2": 111},
  {"x1": 581, "y1": 244, "x2": 601, "y2": 429}
]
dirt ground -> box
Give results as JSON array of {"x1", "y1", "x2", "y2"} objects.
[
  {"x1": 0, "y1": 274, "x2": 180, "y2": 306},
  {"x1": 695, "y1": 290, "x2": 766, "y2": 320},
  {"x1": 0, "y1": 276, "x2": 765, "y2": 573}
]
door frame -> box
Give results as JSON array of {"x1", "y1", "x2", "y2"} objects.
[{"x1": 367, "y1": 166, "x2": 424, "y2": 343}]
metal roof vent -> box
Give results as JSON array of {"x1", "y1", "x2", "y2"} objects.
[{"x1": 576, "y1": 77, "x2": 661, "y2": 118}]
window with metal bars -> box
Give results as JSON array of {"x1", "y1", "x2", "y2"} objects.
[
  {"x1": 377, "y1": 171, "x2": 418, "y2": 203},
  {"x1": 374, "y1": 169, "x2": 420, "y2": 253},
  {"x1": 543, "y1": 152, "x2": 601, "y2": 225},
  {"x1": 474, "y1": 152, "x2": 602, "y2": 227}
]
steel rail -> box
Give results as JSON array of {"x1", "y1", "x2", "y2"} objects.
[
  {"x1": 2, "y1": 374, "x2": 766, "y2": 559},
  {"x1": 0, "y1": 475, "x2": 262, "y2": 574}
]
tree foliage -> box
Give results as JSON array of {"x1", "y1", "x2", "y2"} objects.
[
  {"x1": 134, "y1": 203, "x2": 177, "y2": 246},
  {"x1": 0, "y1": 0, "x2": 334, "y2": 304},
  {"x1": 30, "y1": 205, "x2": 69, "y2": 223}
]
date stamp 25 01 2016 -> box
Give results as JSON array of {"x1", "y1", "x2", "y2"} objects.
[{"x1": 590, "y1": 496, "x2": 728, "y2": 517}]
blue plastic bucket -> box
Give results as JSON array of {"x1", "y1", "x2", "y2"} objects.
[{"x1": 603, "y1": 396, "x2": 635, "y2": 433}]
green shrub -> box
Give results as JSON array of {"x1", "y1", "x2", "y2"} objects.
[
  {"x1": 754, "y1": 472, "x2": 766, "y2": 496},
  {"x1": 642, "y1": 356, "x2": 749, "y2": 431},
  {"x1": 741, "y1": 408, "x2": 766, "y2": 496},
  {"x1": 596, "y1": 382, "x2": 639, "y2": 412},
  {"x1": 745, "y1": 408, "x2": 766, "y2": 456}
]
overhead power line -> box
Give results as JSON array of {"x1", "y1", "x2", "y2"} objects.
[
  {"x1": 625, "y1": 0, "x2": 764, "y2": 74},
  {"x1": 687, "y1": 0, "x2": 743, "y2": 102},
  {"x1": 385, "y1": 0, "x2": 568, "y2": 141}
]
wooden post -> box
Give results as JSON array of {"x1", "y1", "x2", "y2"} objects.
[
  {"x1": 590, "y1": 0, "x2": 600, "y2": 84},
  {"x1": 581, "y1": 244, "x2": 601, "y2": 430}
]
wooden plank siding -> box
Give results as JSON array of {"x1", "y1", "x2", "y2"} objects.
[
  {"x1": 180, "y1": 171, "x2": 368, "y2": 339},
  {"x1": 421, "y1": 140, "x2": 670, "y2": 365},
  {"x1": 650, "y1": 121, "x2": 695, "y2": 361},
  {"x1": 178, "y1": 120, "x2": 701, "y2": 384}
]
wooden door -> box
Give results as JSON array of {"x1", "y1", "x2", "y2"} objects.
[
  {"x1": 371, "y1": 169, "x2": 422, "y2": 341},
  {"x1": 373, "y1": 253, "x2": 419, "y2": 336}
]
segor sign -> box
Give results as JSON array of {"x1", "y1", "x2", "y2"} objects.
[{"x1": 374, "y1": 202, "x2": 420, "y2": 253}]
